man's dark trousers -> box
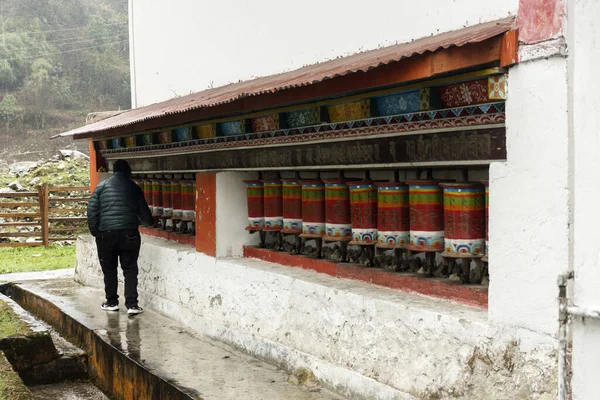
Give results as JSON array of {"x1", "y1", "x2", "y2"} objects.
[{"x1": 95, "y1": 229, "x2": 141, "y2": 308}]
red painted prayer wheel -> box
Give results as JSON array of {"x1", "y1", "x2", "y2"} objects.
[
  {"x1": 151, "y1": 179, "x2": 163, "y2": 216},
  {"x1": 300, "y1": 180, "x2": 325, "y2": 237},
  {"x1": 142, "y1": 179, "x2": 153, "y2": 214},
  {"x1": 262, "y1": 180, "x2": 283, "y2": 231},
  {"x1": 375, "y1": 182, "x2": 409, "y2": 247},
  {"x1": 171, "y1": 181, "x2": 183, "y2": 220},
  {"x1": 323, "y1": 179, "x2": 352, "y2": 239},
  {"x1": 406, "y1": 180, "x2": 444, "y2": 251},
  {"x1": 161, "y1": 181, "x2": 173, "y2": 218},
  {"x1": 281, "y1": 179, "x2": 302, "y2": 234},
  {"x1": 347, "y1": 181, "x2": 378, "y2": 243},
  {"x1": 181, "y1": 180, "x2": 196, "y2": 221},
  {"x1": 244, "y1": 180, "x2": 264, "y2": 230},
  {"x1": 440, "y1": 182, "x2": 485, "y2": 255},
  {"x1": 482, "y1": 180, "x2": 489, "y2": 256}
]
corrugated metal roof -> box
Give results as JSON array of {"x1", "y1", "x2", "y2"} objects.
[{"x1": 58, "y1": 17, "x2": 515, "y2": 140}]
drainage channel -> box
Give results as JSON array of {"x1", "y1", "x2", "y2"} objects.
[
  {"x1": 0, "y1": 282, "x2": 197, "y2": 400},
  {"x1": 0, "y1": 287, "x2": 109, "y2": 399}
]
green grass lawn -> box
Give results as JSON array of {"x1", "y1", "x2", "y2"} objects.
[{"x1": 0, "y1": 245, "x2": 76, "y2": 275}]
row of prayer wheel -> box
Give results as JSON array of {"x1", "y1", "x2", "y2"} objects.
[
  {"x1": 132, "y1": 178, "x2": 196, "y2": 221},
  {"x1": 244, "y1": 179, "x2": 490, "y2": 258}
]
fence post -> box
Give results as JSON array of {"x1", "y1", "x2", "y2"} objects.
[{"x1": 42, "y1": 184, "x2": 49, "y2": 248}]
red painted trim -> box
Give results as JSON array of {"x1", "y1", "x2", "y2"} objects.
[
  {"x1": 195, "y1": 173, "x2": 217, "y2": 257},
  {"x1": 140, "y1": 227, "x2": 195, "y2": 247},
  {"x1": 89, "y1": 140, "x2": 100, "y2": 192},
  {"x1": 243, "y1": 246, "x2": 487, "y2": 309},
  {"x1": 500, "y1": 30, "x2": 519, "y2": 67}
]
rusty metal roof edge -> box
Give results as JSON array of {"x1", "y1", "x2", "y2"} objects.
[{"x1": 57, "y1": 16, "x2": 515, "y2": 140}]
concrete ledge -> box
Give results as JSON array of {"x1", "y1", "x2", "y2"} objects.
[
  {"x1": 244, "y1": 246, "x2": 488, "y2": 308},
  {"x1": 76, "y1": 234, "x2": 558, "y2": 399}
]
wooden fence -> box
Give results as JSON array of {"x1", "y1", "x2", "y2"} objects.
[{"x1": 0, "y1": 185, "x2": 90, "y2": 248}]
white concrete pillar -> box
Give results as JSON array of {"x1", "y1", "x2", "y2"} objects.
[
  {"x1": 568, "y1": 0, "x2": 600, "y2": 398},
  {"x1": 488, "y1": 57, "x2": 569, "y2": 336},
  {"x1": 216, "y1": 171, "x2": 260, "y2": 258}
]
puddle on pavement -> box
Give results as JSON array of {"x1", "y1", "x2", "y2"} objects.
[{"x1": 29, "y1": 381, "x2": 109, "y2": 400}]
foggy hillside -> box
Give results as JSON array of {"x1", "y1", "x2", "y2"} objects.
[{"x1": 0, "y1": 0, "x2": 130, "y2": 162}]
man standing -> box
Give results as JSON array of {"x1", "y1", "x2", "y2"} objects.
[{"x1": 87, "y1": 160, "x2": 153, "y2": 315}]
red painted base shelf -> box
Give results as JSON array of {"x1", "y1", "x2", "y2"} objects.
[
  {"x1": 243, "y1": 246, "x2": 488, "y2": 309},
  {"x1": 140, "y1": 227, "x2": 195, "y2": 247}
]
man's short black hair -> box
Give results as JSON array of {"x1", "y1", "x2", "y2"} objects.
[{"x1": 113, "y1": 160, "x2": 131, "y2": 175}]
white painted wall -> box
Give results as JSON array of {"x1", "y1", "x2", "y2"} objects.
[
  {"x1": 128, "y1": 0, "x2": 519, "y2": 107},
  {"x1": 216, "y1": 172, "x2": 259, "y2": 257},
  {"x1": 488, "y1": 57, "x2": 569, "y2": 336},
  {"x1": 568, "y1": 0, "x2": 600, "y2": 398},
  {"x1": 76, "y1": 235, "x2": 556, "y2": 400}
]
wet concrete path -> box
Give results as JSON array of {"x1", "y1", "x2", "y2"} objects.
[{"x1": 11, "y1": 279, "x2": 344, "y2": 400}]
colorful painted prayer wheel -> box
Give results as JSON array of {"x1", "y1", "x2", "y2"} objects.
[
  {"x1": 347, "y1": 181, "x2": 378, "y2": 244},
  {"x1": 406, "y1": 180, "x2": 444, "y2": 251},
  {"x1": 300, "y1": 180, "x2": 325, "y2": 237},
  {"x1": 323, "y1": 180, "x2": 352, "y2": 240},
  {"x1": 281, "y1": 179, "x2": 302, "y2": 234},
  {"x1": 142, "y1": 179, "x2": 153, "y2": 213},
  {"x1": 181, "y1": 180, "x2": 196, "y2": 221},
  {"x1": 244, "y1": 181, "x2": 264, "y2": 231},
  {"x1": 161, "y1": 180, "x2": 173, "y2": 218},
  {"x1": 171, "y1": 181, "x2": 183, "y2": 220},
  {"x1": 482, "y1": 180, "x2": 489, "y2": 258},
  {"x1": 151, "y1": 179, "x2": 163, "y2": 217},
  {"x1": 262, "y1": 180, "x2": 283, "y2": 231},
  {"x1": 439, "y1": 183, "x2": 485, "y2": 255},
  {"x1": 375, "y1": 182, "x2": 409, "y2": 247}
]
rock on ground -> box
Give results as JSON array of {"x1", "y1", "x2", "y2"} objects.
[
  {"x1": 9, "y1": 162, "x2": 38, "y2": 177},
  {"x1": 8, "y1": 181, "x2": 24, "y2": 191}
]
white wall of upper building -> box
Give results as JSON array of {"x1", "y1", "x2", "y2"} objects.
[{"x1": 128, "y1": 0, "x2": 519, "y2": 108}]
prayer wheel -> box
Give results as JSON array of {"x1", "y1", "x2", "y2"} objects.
[
  {"x1": 262, "y1": 180, "x2": 283, "y2": 231},
  {"x1": 406, "y1": 180, "x2": 444, "y2": 251},
  {"x1": 142, "y1": 178, "x2": 153, "y2": 214},
  {"x1": 171, "y1": 181, "x2": 183, "y2": 220},
  {"x1": 347, "y1": 181, "x2": 378, "y2": 244},
  {"x1": 161, "y1": 180, "x2": 173, "y2": 218},
  {"x1": 281, "y1": 179, "x2": 302, "y2": 234},
  {"x1": 244, "y1": 181, "x2": 264, "y2": 231},
  {"x1": 323, "y1": 179, "x2": 352, "y2": 239},
  {"x1": 439, "y1": 183, "x2": 485, "y2": 255},
  {"x1": 151, "y1": 179, "x2": 163, "y2": 217},
  {"x1": 482, "y1": 180, "x2": 489, "y2": 257},
  {"x1": 181, "y1": 180, "x2": 196, "y2": 221},
  {"x1": 375, "y1": 182, "x2": 409, "y2": 247},
  {"x1": 300, "y1": 180, "x2": 325, "y2": 237}
]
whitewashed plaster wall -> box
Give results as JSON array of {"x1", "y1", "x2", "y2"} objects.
[
  {"x1": 76, "y1": 235, "x2": 556, "y2": 400},
  {"x1": 488, "y1": 57, "x2": 569, "y2": 336},
  {"x1": 568, "y1": 0, "x2": 600, "y2": 398},
  {"x1": 128, "y1": 0, "x2": 519, "y2": 107}
]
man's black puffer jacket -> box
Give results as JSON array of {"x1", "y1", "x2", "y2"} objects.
[{"x1": 87, "y1": 172, "x2": 153, "y2": 235}]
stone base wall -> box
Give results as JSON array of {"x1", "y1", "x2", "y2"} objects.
[{"x1": 76, "y1": 234, "x2": 557, "y2": 400}]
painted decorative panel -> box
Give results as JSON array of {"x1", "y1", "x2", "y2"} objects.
[
  {"x1": 285, "y1": 107, "x2": 321, "y2": 128},
  {"x1": 218, "y1": 120, "x2": 245, "y2": 136},
  {"x1": 251, "y1": 114, "x2": 279, "y2": 133},
  {"x1": 375, "y1": 90, "x2": 422, "y2": 116},
  {"x1": 95, "y1": 140, "x2": 107, "y2": 150},
  {"x1": 173, "y1": 127, "x2": 192, "y2": 142},
  {"x1": 327, "y1": 99, "x2": 370, "y2": 123},
  {"x1": 155, "y1": 131, "x2": 172, "y2": 144},
  {"x1": 110, "y1": 138, "x2": 125, "y2": 149},
  {"x1": 196, "y1": 124, "x2": 216, "y2": 139},
  {"x1": 125, "y1": 136, "x2": 136, "y2": 148},
  {"x1": 439, "y1": 79, "x2": 489, "y2": 108},
  {"x1": 138, "y1": 133, "x2": 153, "y2": 146},
  {"x1": 488, "y1": 75, "x2": 507, "y2": 100}
]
